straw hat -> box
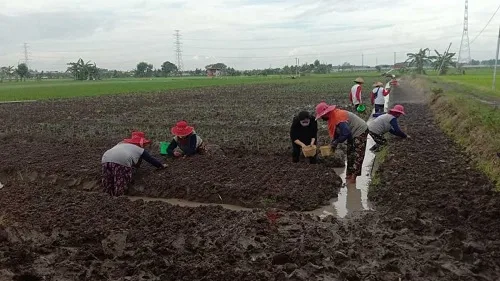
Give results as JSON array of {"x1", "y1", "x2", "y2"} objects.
[
  {"x1": 123, "y1": 131, "x2": 151, "y2": 147},
  {"x1": 373, "y1": 81, "x2": 384, "y2": 87},
  {"x1": 354, "y1": 77, "x2": 365, "y2": 83},
  {"x1": 389, "y1": 104, "x2": 406, "y2": 115},
  {"x1": 315, "y1": 102, "x2": 337, "y2": 120},
  {"x1": 171, "y1": 120, "x2": 195, "y2": 137}
]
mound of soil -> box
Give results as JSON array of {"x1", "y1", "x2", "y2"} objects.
[{"x1": 129, "y1": 155, "x2": 342, "y2": 211}]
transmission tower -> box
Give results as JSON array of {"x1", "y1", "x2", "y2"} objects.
[
  {"x1": 457, "y1": 0, "x2": 471, "y2": 65},
  {"x1": 23, "y1": 42, "x2": 30, "y2": 67},
  {"x1": 174, "y1": 30, "x2": 183, "y2": 75}
]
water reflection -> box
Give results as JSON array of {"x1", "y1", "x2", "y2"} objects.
[{"x1": 311, "y1": 89, "x2": 390, "y2": 218}]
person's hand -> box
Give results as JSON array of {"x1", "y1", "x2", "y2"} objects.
[{"x1": 173, "y1": 151, "x2": 182, "y2": 157}]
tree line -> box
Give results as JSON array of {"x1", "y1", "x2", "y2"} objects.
[
  {"x1": 1, "y1": 54, "x2": 497, "y2": 82},
  {"x1": 0, "y1": 64, "x2": 29, "y2": 82}
]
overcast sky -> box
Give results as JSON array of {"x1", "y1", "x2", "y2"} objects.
[{"x1": 1, "y1": 0, "x2": 499, "y2": 71}]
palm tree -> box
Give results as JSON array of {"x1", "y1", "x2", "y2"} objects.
[
  {"x1": 66, "y1": 61, "x2": 80, "y2": 80},
  {"x1": 405, "y1": 48, "x2": 433, "y2": 74},
  {"x1": 432, "y1": 50, "x2": 456, "y2": 75},
  {"x1": 1, "y1": 66, "x2": 16, "y2": 81},
  {"x1": 66, "y1": 58, "x2": 99, "y2": 80}
]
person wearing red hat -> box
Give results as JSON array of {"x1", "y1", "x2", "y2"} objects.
[
  {"x1": 167, "y1": 120, "x2": 206, "y2": 157},
  {"x1": 101, "y1": 131, "x2": 167, "y2": 196},
  {"x1": 367, "y1": 104, "x2": 410, "y2": 152},
  {"x1": 315, "y1": 102, "x2": 368, "y2": 184}
]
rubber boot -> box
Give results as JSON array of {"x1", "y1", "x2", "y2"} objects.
[{"x1": 370, "y1": 144, "x2": 381, "y2": 152}]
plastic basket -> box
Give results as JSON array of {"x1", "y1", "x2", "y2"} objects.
[
  {"x1": 302, "y1": 145, "x2": 317, "y2": 157},
  {"x1": 320, "y1": 146, "x2": 333, "y2": 157}
]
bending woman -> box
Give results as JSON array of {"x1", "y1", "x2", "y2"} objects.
[
  {"x1": 315, "y1": 102, "x2": 368, "y2": 184},
  {"x1": 101, "y1": 131, "x2": 166, "y2": 196}
]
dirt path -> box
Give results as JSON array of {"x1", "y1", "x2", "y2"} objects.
[{"x1": 369, "y1": 78, "x2": 500, "y2": 279}]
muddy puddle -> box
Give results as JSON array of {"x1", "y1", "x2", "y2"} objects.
[{"x1": 129, "y1": 196, "x2": 252, "y2": 211}]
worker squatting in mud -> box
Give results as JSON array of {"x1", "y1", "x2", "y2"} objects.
[
  {"x1": 289, "y1": 111, "x2": 318, "y2": 164},
  {"x1": 167, "y1": 120, "x2": 207, "y2": 158}
]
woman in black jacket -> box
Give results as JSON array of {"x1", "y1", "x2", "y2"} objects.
[{"x1": 290, "y1": 111, "x2": 318, "y2": 163}]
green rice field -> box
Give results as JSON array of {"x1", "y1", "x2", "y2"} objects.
[
  {"x1": 0, "y1": 72, "x2": 383, "y2": 102},
  {"x1": 435, "y1": 68, "x2": 499, "y2": 97}
]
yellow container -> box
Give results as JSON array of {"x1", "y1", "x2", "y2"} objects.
[
  {"x1": 320, "y1": 146, "x2": 334, "y2": 157},
  {"x1": 302, "y1": 145, "x2": 317, "y2": 157}
]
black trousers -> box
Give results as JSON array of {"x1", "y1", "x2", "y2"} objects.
[
  {"x1": 369, "y1": 131, "x2": 387, "y2": 146},
  {"x1": 374, "y1": 104, "x2": 384, "y2": 113},
  {"x1": 292, "y1": 142, "x2": 317, "y2": 164}
]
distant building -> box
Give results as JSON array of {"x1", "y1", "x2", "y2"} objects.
[
  {"x1": 393, "y1": 62, "x2": 406, "y2": 69},
  {"x1": 206, "y1": 68, "x2": 223, "y2": 77}
]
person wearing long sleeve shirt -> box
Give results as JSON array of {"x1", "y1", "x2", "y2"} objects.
[
  {"x1": 367, "y1": 104, "x2": 411, "y2": 152},
  {"x1": 315, "y1": 102, "x2": 368, "y2": 184},
  {"x1": 167, "y1": 120, "x2": 206, "y2": 157},
  {"x1": 349, "y1": 77, "x2": 365, "y2": 111},
  {"x1": 101, "y1": 131, "x2": 166, "y2": 196},
  {"x1": 370, "y1": 82, "x2": 390, "y2": 113},
  {"x1": 290, "y1": 111, "x2": 318, "y2": 163}
]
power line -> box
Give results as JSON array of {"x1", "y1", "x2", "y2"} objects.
[{"x1": 470, "y1": 3, "x2": 500, "y2": 45}]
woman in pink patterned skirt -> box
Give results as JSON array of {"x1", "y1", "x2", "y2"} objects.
[{"x1": 101, "y1": 131, "x2": 166, "y2": 196}]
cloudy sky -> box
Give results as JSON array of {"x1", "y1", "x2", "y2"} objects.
[{"x1": 1, "y1": 0, "x2": 499, "y2": 71}]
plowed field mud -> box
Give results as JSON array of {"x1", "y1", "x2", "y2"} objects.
[{"x1": 1, "y1": 79, "x2": 499, "y2": 280}]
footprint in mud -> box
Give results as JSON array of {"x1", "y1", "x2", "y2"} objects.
[{"x1": 101, "y1": 231, "x2": 128, "y2": 257}]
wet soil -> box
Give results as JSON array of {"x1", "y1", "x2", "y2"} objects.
[
  {"x1": 0, "y1": 83, "x2": 347, "y2": 211},
  {"x1": 129, "y1": 155, "x2": 342, "y2": 211},
  {"x1": 369, "y1": 79, "x2": 500, "y2": 279},
  {"x1": 1, "y1": 80, "x2": 500, "y2": 280}
]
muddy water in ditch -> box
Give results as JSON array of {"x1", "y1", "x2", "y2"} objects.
[
  {"x1": 129, "y1": 196, "x2": 252, "y2": 211},
  {"x1": 130, "y1": 87, "x2": 391, "y2": 218}
]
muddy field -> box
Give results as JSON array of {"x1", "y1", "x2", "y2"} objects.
[
  {"x1": 0, "y1": 80, "x2": 361, "y2": 210},
  {"x1": 2, "y1": 78, "x2": 500, "y2": 280}
]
